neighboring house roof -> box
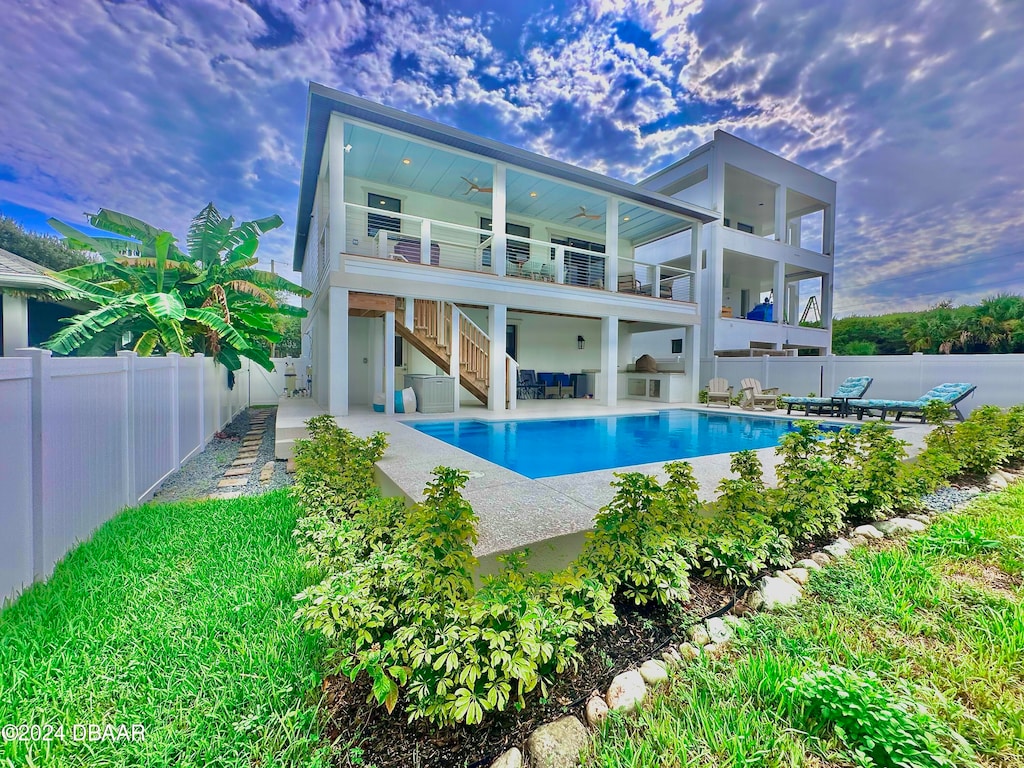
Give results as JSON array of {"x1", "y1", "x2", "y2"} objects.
[
  {"x1": 0, "y1": 247, "x2": 73, "y2": 292},
  {"x1": 293, "y1": 82, "x2": 720, "y2": 271}
]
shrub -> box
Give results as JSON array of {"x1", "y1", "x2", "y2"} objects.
[
  {"x1": 831, "y1": 423, "x2": 915, "y2": 521},
  {"x1": 1005, "y1": 405, "x2": 1024, "y2": 462},
  {"x1": 771, "y1": 422, "x2": 848, "y2": 541},
  {"x1": 688, "y1": 452, "x2": 793, "y2": 587},
  {"x1": 295, "y1": 465, "x2": 616, "y2": 726},
  {"x1": 949, "y1": 405, "x2": 1011, "y2": 476},
  {"x1": 786, "y1": 666, "x2": 970, "y2": 768},
  {"x1": 577, "y1": 471, "x2": 692, "y2": 605}
]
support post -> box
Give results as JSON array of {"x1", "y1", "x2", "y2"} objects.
[
  {"x1": 601, "y1": 315, "x2": 618, "y2": 407},
  {"x1": 167, "y1": 352, "x2": 181, "y2": 468},
  {"x1": 194, "y1": 353, "x2": 206, "y2": 453},
  {"x1": 449, "y1": 306, "x2": 461, "y2": 412},
  {"x1": 328, "y1": 286, "x2": 349, "y2": 416},
  {"x1": 2, "y1": 294, "x2": 29, "y2": 356},
  {"x1": 774, "y1": 261, "x2": 785, "y2": 327},
  {"x1": 604, "y1": 198, "x2": 618, "y2": 291},
  {"x1": 327, "y1": 115, "x2": 347, "y2": 270},
  {"x1": 384, "y1": 310, "x2": 395, "y2": 414},
  {"x1": 491, "y1": 164, "x2": 507, "y2": 277},
  {"x1": 116, "y1": 350, "x2": 138, "y2": 508},
  {"x1": 21, "y1": 348, "x2": 51, "y2": 579},
  {"x1": 487, "y1": 304, "x2": 507, "y2": 411},
  {"x1": 774, "y1": 183, "x2": 786, "y2": 242},
  {"x1": 420, "y1": 220, "x2": 432, "y2": 265},
  {"x1": 690, "y1": 222, "x2": 702, "y2": 307},
  {"x1": 821, "y1": 272, "x2": 833, "y2": 334},
  {"x1": 554, "y1": 245, "x2": 565, "y2": 284},
  {"x1": 687, "y1": 326, "x2": 701, "y2": 402}
]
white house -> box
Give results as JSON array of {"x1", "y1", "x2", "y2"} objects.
[
  {"x1": 292, "y1": 85, "x2": 836, "y2": 416},
  {"x1": 639, "y1": 130, "x2": 837, "y2": 359}
]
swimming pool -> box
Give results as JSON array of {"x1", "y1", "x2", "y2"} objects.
[{"x1": 411, "y1": 410, "x2": 847, "y2": 479}]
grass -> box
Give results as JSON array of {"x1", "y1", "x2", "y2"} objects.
[
  {"x1": 0, "y1": 490, "x2": 326, "y2": 768},
  {"x1": 589, "y1": 484, "x2": 1024, "y2": 768}
]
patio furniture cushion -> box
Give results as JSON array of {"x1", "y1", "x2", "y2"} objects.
[{"x1": 782, "y1": 377, "x2": 872, "y2": 407}]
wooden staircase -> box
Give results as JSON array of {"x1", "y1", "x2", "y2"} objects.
[{"x1": 395, "y1": 299, "x2": 491, "y2": 404}]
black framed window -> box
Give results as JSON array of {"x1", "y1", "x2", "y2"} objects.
[
  {"x1": 368, "y1": 193, "x2": 401, "y2": 237},
  {"x1": 480, "y1": 217, "x2": 531, "y2": 266},
  {"x1": 552, "y1": 235, "x2": 605, "y2": 286},
  {"x1": 671, "y1": 338, "x2": 683, "y2": 354}
]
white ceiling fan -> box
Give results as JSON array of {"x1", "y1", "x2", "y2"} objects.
[
  {"x1": 460, "y1": 176, "x2": 493, "y2": 195},
  {"x1": 568, "y1": 205, "x2": 602, "y2": 221}
]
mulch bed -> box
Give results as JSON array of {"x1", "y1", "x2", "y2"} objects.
[{"x1": 321, "y1": 578, "x2": 733, "y2": 768}]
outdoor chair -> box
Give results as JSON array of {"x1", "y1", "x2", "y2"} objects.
[
  {"x1": 517, "y1": 369, "x2": 545, "y2": 400},
  {"x1": 617, "y1": 273, "x2": 641, "y2": 293},
  {"x1": 739, "y1": 378, "x2": 779, "y2": 411},
  {"x1": 782, "y1": 376, "x2": 873, "y2": 417},
  {"x1": 392, "y1": 237, "x2": 440, "y2": 265},
  {"x1": 848, "y1": 383, "x2": 976, "y2": 422},
  {"x1": 706, "y1": 378, "x2": 733, "y2": 408}
]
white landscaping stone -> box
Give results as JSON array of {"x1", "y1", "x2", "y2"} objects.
[
  {"x1": 752, "y1": 575, "x2": 803, "y2": 611},
  {"x1": 987, "y1": 472, "x2": 1008, "y2": 489},
  {"x1": 782, "y1": 567, "x2": 810, "y2": 585},
  {"x1": 678, "y1": 642, "x2": 701, "y2": 661},
  {"x1": 526, "y1": 716, "x2": 589, "y2": 768},
  {"x1": 996, "y1": 469, "x2": 1015, "y2": 483},
  {"x1": 848, "y1": 535, "x2": 870, "y2": 548},
  {"x1": 639, "y1": 659, "x2": 669, "y2": 686},
  {"x1": 810, "y1": 552, "x2": 832, "y2": 566},
  {"x1": 662, "y1": 647, "x2": 682, "y2": 668},
  {"x1": 605, "y1": 670, "x2": 646, "y2": 713},
  {"x1": 705, "y1": 616, "x2": 734, "y2": 643},
  {"x1": 876, "y1": 517, "x2": 926, "y2": 536},
  {"x1": 823, "y1": 538, "x2": 854, "y2": 559},
  {"x1": 491, "y1": 747, "x2": 523, "y2": 768},
  {"x1": 794, "y1": 558, "x2": 822, "y2": 570},
  {"x1": 906, "y1": 513, "x2": 932, "y2": 525},
  {"x1": 585, "y1": 696, "x2": 608, "y2": 729},
  {"x1": 854, "y1": 524, "x2": 885, "y2": 539},
  {"x1": 687, "y1": 624, "x2": 711, "y2": 646},
  {"x1": 703, "y1": 642, "x2": 728, "y2": 659}
]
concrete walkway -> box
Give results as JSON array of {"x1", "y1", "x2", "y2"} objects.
[{"x1": 274, "y1": 396, "x2": 932, "y2": 557}]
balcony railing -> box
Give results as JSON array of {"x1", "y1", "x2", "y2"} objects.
[{"x1": 341, "y1": 202, "x2": 695, "y2": 303}]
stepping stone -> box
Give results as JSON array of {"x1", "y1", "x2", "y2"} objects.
[
  {"x1": 218, "y1": 477, "x2": 248, "y2": 488},
  {"x1": 224, "y1": 466, "x2": 252, "y2": 477},
  {"x1": 286, "y1": 457, "x2": 296, "y2": 474},
  {"x1": 232, "y1": 457, "x2": 257, "y2": 467},
  {"x1": 236, "y1": 450, "x2": 258, "y2": 458},
  {"x1": 209, "y1": 491, "x2": 243, "y2": 500},
  {"x1": 259, "y1": 461, "x2": 274, "y2": 483}
]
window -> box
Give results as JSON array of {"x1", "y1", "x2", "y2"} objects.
[
  {"x1": 395, "y1": 336, "x2": 404, "y2": 367},
  {"x1": 367, "y1": 193, "x2": 401, "y2": 238},
  {"x1": 506, "y1": 324, "x2": 518, "y2": 361},
  {"x1": 480, "y1": 217, "x2": 531, "y2": 267},
  {"x1": 670, "y1": 338, "x2": 682, "y2": 354},
  {"x1": 552, "y1": 235, "x2": 605, "y2": 287}
]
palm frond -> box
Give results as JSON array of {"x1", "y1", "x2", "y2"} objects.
[
  {"x1": 133, "y1": 329, "x2": 160, "y2": 356},
  {"x1": 184, "y1": 307, "x2": 248, "y2": 350},
  {"x1": 225, "y1": 279, "x2": 277, "y2": 307},
  {"x1": 188, "y1": 203, "x2": 233, "y2": 268},
  {"x1": 41, "y1": 301, "x2": 137, "y2": 355}
]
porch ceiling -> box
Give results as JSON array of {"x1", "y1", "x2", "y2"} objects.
[{"x1": 344, "y1": 123, "x2": 693, "y2": 245}]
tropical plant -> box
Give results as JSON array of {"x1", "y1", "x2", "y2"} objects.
[
  {"x1": 42, "y1": 205, "x2": 308, "y2": 370},
  {"x1": 0, "y1": 214, "x2": 92, "y2": 273}
]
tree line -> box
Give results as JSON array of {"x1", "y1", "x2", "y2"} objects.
[{"x1": 832, "y1": 295, "x2": 1024, "y2": 355}]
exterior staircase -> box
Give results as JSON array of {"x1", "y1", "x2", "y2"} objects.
[{"x1": 395, "y1": 299, "x2": 494, "y2": 405}]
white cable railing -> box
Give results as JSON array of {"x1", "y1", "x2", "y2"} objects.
[{"x1": 617, "y1": 257, "x2": 696, "y2": 303}]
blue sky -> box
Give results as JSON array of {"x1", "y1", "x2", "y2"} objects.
[{"x1": 1, "y1": 0, "x2": 1022, "y2": 316}]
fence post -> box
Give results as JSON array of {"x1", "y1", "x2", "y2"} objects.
[
  {"x1": 117, "y1": 350, "x2": 138, "y2": 506},
  {"x1": 194, "y1": 353, "x2": 205, "y2": 450},
  {"x1": 168, "y1": 353, "x2": 181, "y2": 468},
  {"x1": 20, "y1": 348, "x2": 50, "y2": 579},
  {"x1": 761, "y1": 353, "x2": 770, "y2": 385}
]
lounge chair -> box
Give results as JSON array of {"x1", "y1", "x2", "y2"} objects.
[
  {"x1": 739, "y1": 378, "x2": 779, "y2": 411},
  {"x1": 517, "y1": 369, "x2": 545, "y2": 400},
  {"x1": 848, "y1": 383, "x2": 977, "y2": 422},
  {"x1": 706, "y1": 378, "x2": 733, "y2": 408},
  {"x1": 782, "y1": 376, "x2": 873, "y2": 417}
]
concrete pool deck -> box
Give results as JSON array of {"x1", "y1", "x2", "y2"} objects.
[{"x1": 275, "y1": 397, "x2": 932, "y2": 557}]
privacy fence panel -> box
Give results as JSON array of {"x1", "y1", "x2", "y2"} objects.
[
  {"x1": 1, "y1": 349, "x2": 252, "y2": 605},
  {"x1": 0, "y1": 357, "x2": 34, "y2": 605}
]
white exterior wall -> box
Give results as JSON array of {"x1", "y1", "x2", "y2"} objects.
[
  {"x1": 702, "y1": 353, "x2": 1023, "y2": 415},
  {"x1": 0, "y1": 350, "x2": 250, "y2": 605}
]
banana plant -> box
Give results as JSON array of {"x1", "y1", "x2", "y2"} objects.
[{"x1": 43, "y1": 204, "x2": 309, "y2": 370}]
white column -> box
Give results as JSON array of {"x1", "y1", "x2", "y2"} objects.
[
  {"x1": 706, "y1": 225, "x2": 722, "y2": 357},
  {"x1": 690, "y1": 222, "x2": 702, "y2": 306},
  {"x1": 774, "y1": 184, "x2": 786, "y2": 242},
  {"x1": 788, "y1": 282, "x2": 800, "y2": 326},
  {"x1": 328, "y1": 286, "x2": 349, "y2": 416},
  {"x1": 821, "y1": 272, "x2": 833, "y2": 333},
  {"x1": 449, "y1": 306, "x2": 461, "y2": 412},
  {"x1": 686, "y1": 326, "x2": 701, "y2": 402},
  {"x1": 384, "y1": 310, "x2": 396, "y2": 414},
  {"x1": 773, "y1": 261, "x2": 785, "y2": 328},
  {"x1": 327, "y1": 114, "x2": 347, "y2": 270},
  {"x1": 823, "y1": 205, "x2": 834, "y2": 256},
  {"x1": 487, "y1": 304, "x2": 507, "y2": 411},
  {"x1": 601, "y1": 315, "x2": 619, "y2": 407},
  {"x1": 507, "y1": 357, "x2": 517, "y2": 410},
  {"x1": 604, "y1": 198, "x2": 618, "y2": 291},
  {"x1": 491, "y1": 164, "x2": 507, "y2": 277},
  {"x1": 2, "y1": 293, "x2": 29, "y2": 356},
  {"x1": 420, "y1": 220, "x2": 432, "y2": 265},
  {"x1": 554, "y1": 245, "x2": 565, "y2": 284}
]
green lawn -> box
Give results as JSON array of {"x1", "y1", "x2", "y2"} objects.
[
  {"x1": 0, "y1": 490, "x2": 326, "y2": 768},
  {"x1": 590, "y1": 484, "x2": 1024, "y2": 768}
]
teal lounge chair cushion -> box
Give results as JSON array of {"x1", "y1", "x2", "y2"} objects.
[
  {"x1": 848, "y1": 383, "x2": 975, "y2": 411},
  {"x1": 782, "y1": 376, "x2": 873, "y2": 406}
]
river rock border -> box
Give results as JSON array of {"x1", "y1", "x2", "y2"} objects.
[{"x1": 485, "y1": 474, "x2": 1014, "y2": 768}]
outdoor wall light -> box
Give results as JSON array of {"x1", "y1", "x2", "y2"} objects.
[{"x1": 577, "y1": 335, "x2": 585, "y2": 350}]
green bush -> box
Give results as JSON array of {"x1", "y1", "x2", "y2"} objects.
[
  {"x1": 294, "y1": 464, "x2": 616, "y2": 726},
  {"x1": 687, "y1": 452, "x2": 793, "y2": 587},
  {"x1": 786, "y1": 666, "x2": 970, "y2": 768},
  {"x1": 771, "y1": 422, "x2": 848, "y2": 541},
  {"x1": 1005, "y1": 405, "x2": 1024, "y2": 462},
  {"x1": 577, "y1": 470, "x2": 692, "y2": 605},
  {"x1": 949, "y1": 405, "x2": 1011, "y2": 476},
  {"x1": 830, "y1": 423, "x2": 915, "y2": 521}
]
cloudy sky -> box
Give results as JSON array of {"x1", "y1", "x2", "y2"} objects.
[{"x1": 1, "y1": 0, "x2": 1022, "y2": 316}]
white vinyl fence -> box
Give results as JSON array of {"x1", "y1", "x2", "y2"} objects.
[
  {"x1": 702, "y1": 353, "x2": 1024, "y2": 414},
  {"x1": 0, "y1": 349, "x2": 254, "y2": 605}
]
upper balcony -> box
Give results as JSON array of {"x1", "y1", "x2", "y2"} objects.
[{"x1": 294, "y1": 84, "x2": 718, "y2": 318}]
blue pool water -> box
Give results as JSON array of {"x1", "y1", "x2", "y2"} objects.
[{"x1": 411, "y1": 411, "x2": 846, "y2": 479}]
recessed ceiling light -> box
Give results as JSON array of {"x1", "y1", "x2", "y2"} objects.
[
  {"x1": 529, "y1": 191, "x2": 537, "y2": 197},
  {"x1": 402, "y1": 158, "x2": 411, "y2": 165},
  {"x1": 379, "y1": 200, "x2": 387, "y2": 205},
  {"x1": 343, "y1": 144, "x2": 352, "y2": 153},
  {"x1": 623, "y1": 216, "x2": 630, "y2": 221}
]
